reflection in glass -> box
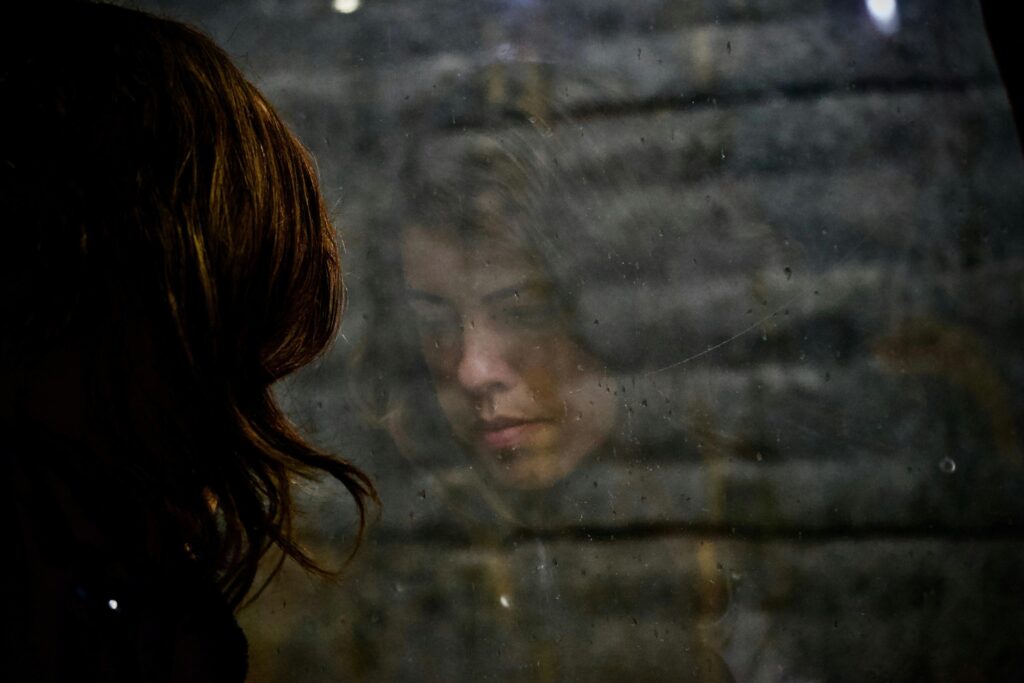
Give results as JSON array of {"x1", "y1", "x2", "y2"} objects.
[
  {"x1": 401, "y1": 223, "x2": 619, "y2": 490},
  {"x1": 121, "y1": 0, "x2": 1024, "y2": 680}
]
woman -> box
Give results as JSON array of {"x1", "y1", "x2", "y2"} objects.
[
  {"x1": 358, "y1": 112, "x2": 747, "y2": 682},
  {"x1": 397, "y1": 207, "x2": 620, "y2": 491},
  {"x1": 2, "y1": 3, "x2": 375, "y2": 680},
  {"x1": 363, "y1": 112, "x2": 778, "y2": 499}
]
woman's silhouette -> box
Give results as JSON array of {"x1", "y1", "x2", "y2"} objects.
[{"x1": 2, "y1": 3, "x2": 375, "y2": 680}]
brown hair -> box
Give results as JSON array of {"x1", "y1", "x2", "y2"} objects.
[
  {"x1": 362, "y1": 117, "x2": 684, "y2": 428},
  {"x1": 1, "y1": 2, "x2": 375, "y2": 607}
]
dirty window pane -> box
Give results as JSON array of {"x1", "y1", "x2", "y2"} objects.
[{"x1": 133, "y1": 1, "x2": 1022, "y2": 680}]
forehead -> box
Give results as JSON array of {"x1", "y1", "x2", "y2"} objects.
[{"x1": 400, "y1": 225, "x2": 544, "y2": 301}]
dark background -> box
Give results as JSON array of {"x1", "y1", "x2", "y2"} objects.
[{"x1": 126, "y1": 1, "x2": 1024, "y2": 680}]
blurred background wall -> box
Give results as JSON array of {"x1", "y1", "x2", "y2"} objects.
[{"x1": 128, "y1": 0, "x2": 1024, "y2": 680}]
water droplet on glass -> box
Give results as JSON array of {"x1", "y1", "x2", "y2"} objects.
[{"x1": 938, "y1": 457, "x2": 956, "y2": 474}]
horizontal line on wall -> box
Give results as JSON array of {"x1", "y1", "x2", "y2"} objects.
[
  {"x1": 440, "y1": 76, "x2": 1005, "y2": 131},
  {"x1": 364, "y1": 519, "x2": 1024, "y2": 548}
]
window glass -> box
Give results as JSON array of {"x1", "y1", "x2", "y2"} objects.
[{"x1": 132, "y1": 1, "x2": 1024, "y2": 680}]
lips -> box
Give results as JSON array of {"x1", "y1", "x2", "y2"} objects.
[{"x1": 476, "y1": 417, "x2": 548, "y2": 450}]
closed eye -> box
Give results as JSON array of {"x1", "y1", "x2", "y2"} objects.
[
  {"x1": 406, "y1": 295, "x2": 460, "y2": 339},
  {"x1": 493, "y1": 302, "x2": 561, "y2": 328}
]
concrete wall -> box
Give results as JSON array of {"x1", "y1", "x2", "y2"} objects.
[{"x1": 132, "y1": 1, "x2": 1024, "y2": 680}]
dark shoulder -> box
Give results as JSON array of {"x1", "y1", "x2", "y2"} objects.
[{"x1": 3, "y1": 443, "x2": 248, "y2": 683}]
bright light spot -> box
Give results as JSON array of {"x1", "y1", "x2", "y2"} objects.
[
  {"x1": 866, "y1": 0, "x2": 899, "y2": 34},
  {"x1": 333, "y1": 0, "x2": 361, "y2": 14},
  {"x1": 107, "y1": 599, "x2": 119, "y2": 611},
  {"x1": 867, "y1": 0, "x2": 896, "y2": 21},
  {"x1": 499, "y1": 595, "x2": 510, "y2": 608}
]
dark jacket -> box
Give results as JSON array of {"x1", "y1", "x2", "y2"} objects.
[{"x1": 3, "y1": 441, "x2": 247, "y2": 682}]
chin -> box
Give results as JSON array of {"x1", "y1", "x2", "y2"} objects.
[{"x1": 479, "y1": 450, "x2": 576, "y2": 491}]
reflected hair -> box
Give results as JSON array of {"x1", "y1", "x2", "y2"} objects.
[
  {"x1": 1, "y1": 2, "x2": 375, "y2": 607},
  {"x1": 356, "y1": 130, "x2": 552, "y2": 442},
  {"x1": 362, "y1": 113, "x2": 686, "y2": 430},
  {"x1": 361, "y1": 100, "x2": 775, "y2": 451},
  {"x1": 397, "y1": 115, "x2": 696, "y2": 366}
]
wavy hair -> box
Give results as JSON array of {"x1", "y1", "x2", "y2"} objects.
[
  {"x1": 1, "y1": 2, "x2": 375, "y2": 607},
  {"x1": 359, "y1": 105, "x2": 784, "y2": 462}
]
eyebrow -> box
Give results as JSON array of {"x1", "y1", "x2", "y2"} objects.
[
  {"x1": 405, "y1": 279, "x2": 552, "y2": 306},
  {"x1": 482, "y1": 279, "x2": 551, "y2": 305},
  {"x1": 405, "y1": 289, "x2": 449, "y2": 305}
]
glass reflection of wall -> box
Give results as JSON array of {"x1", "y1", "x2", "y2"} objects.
[
  {"x1": 360, "y1": 110, "x2": 781, "y2": 679},
  {"x1": 360, "y1": 109, "x2": 738, "y2": 683}
]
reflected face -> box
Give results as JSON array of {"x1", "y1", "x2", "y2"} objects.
[{"x1": 400, "y1": 226, "x2": 618, "y2": 489}]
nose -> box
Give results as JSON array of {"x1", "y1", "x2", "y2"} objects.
[{"x1": 456, "y1": 316, "x2": 517, "y2": 396}]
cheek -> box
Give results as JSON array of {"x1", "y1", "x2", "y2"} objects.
[
  {"x1": 418, "y1": 330, "x2": 457, "y2": 376},
  {"x1": 413, "y1": 338, "x2": 469, "y2": 429},
  {"x1": 420, "y1": 347, "x2": 450, "y2": 382},
  {"x1": 519, "y1": 361, "x2": 565, "y2": 408},
  {"x1": 432, "y1": 373, "x2": 474, "y2": 437},
  {"x1": 509, "y1": 331, "x2": 579, "y2": 403}
]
